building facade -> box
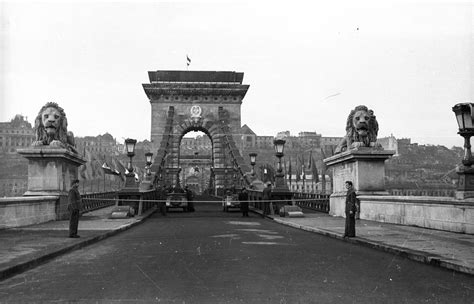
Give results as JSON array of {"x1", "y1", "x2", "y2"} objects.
[
  {"x1": 0, "y1": 115, "x2": 35, "y2": 153},
  {"x1": 75, "y1": 133, "x2": 117, "y2": 155}
]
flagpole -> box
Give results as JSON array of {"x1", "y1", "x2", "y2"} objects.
[{"x1": 302, "y1": 165, "x2": 305, "y2": 193}]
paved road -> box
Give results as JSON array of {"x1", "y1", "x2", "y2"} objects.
[{"x1": 0, "y1": 204, "x2": 472, "y2": 303}]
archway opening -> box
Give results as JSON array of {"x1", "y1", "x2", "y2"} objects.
[{"x1": 179, "y1": 130, "x2": 213, "y2": 195}]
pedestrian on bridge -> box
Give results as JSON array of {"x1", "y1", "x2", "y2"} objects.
[
  {"x1": 344, "y1": 181, "x2": 357, "y2": 238},
  {"x1": 185, "y1": 186, "x2": 195, "y2": 212},
  {"x1": 262, "y1": 182, "x2": 272, "y2": 217},
  {"x1": 67, "y1": 179, "x2": 82, "y2": 238},
  {"x1": 239, "y1": 187, "x2": 249, "y2": 217}
]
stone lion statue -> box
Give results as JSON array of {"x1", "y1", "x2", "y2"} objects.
[
  {"x1": 32, "y1": 102, "x2": 77, "y2": 152},
  {"x1": 334, "y1": 105, "x2": 381, "y2": 154}
]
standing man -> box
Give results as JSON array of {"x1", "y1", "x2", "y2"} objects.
[
  {"x1": 185, "y1": 185, "x2": 195, "y2": 212},
  {"x1": 239, "y1": 187, "x2": 249, "y2": 217},
  {"x1": 262, "y1": 182, "x2": 272, "y2": 217},
  {"x1": 68, "y1": 179, "x2": 82, "y2": 238},
  {"x1": 344, "y1": 181, "x2": 357, "y2": 237}
]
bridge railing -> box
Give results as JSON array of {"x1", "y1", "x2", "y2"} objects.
[
  {"x1": 81, "y1": 191, "x2": 117, "y2": 214},
  {"x1": 247, "y1": 190, "x2": 330, "y2": 215},
  {"x1": 293, "y1": 192, "x2": 330, "y2": 213}
]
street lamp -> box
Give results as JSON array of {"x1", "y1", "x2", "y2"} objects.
[
  {"x1": 119, "y1": 138, "x2": 139, "y2": 213},
  {"x1": 452, "y1": 102, "x2": 474, "y2": 199},
  {"x1": 124, "y1": 138, "x2": 137, "y2": 176},
  {"x1": 145, "y1": 152, "x2": 153, "y2": 176},
  {"x1": 273, "y1": 138, "x2": 285, "y2": 156},
  {"x1": 249, "y1": 152, "x2": 257, "y2": 176},
  {"x1": 273, "y1": 138, "x2": 286, "y2": 182},
  {"x1": 453, "y1": 103, "x2": 474, "y2": 166},
  {"x1": 272, "y1": 137, "x2": 291, "y2": 214}
]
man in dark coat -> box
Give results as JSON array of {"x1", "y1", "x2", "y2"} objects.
[
  {"x1": 344, "y1": 181, "x2": 357, "y2": 237},
  {"x1": 239, "y1": 187, "x2": 249, "y2": 217},
  {"x1": 262, "y1": 182, "x2": 272, "y2": 217},
  {"x1": 185, "y1": 186, "x2": 195, "y2": 212},
  {"x1": 68, "y1": 179, "x2": 82, "y2": 238}
]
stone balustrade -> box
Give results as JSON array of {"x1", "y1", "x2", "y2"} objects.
[
  {"x1": 359, "y1": 195, "x2": 474, "y2": 234},
  {"x1": 0, "y1": 196, "x2": 58, "y2": 229},
  {"x1": 0, "y1": 192, "x2": 122, "y2": 229}
]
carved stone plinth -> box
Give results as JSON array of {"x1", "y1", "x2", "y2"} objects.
[
  {"x1": 324, "y1": 147, "x2": 395, "y2": 217},
  {"x1": 17, "y1": 147, "x2": 86, "y2": 219},
  {"x1": 455, "y1": 165, "x2": 474, "y2": 199}
]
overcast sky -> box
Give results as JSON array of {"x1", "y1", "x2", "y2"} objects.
[{"x1": 1, "y1": 0, "x2": 472, "y2": 148}]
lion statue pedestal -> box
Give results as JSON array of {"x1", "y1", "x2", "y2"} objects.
[
  {"x1": 17, "y1": 102, "x2": 86, "y2": 220},
  {"x1": 17, "y1": 148, "x2": 86, "y2": 219},
  {"x1": 325, "y1": 105, "x2": 395, "y2": 217},
  {"x1": 324, "y1": 148, "x2": 395, "y2": 217}
]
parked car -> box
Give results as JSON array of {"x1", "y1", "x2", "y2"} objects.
[
  {"x1": 166, "y1": 193, "x2": 188, "y2": 212},
  {"x1": 222, "y1": 193, "x2": 240, "y2": 212}
]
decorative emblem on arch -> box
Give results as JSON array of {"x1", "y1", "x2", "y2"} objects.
[
  {"x1": 190, "y1": 105, "x2": 202, "y2": 125},
  {"x1": 190, "y1": 105, "x2": 202, "y2": 118}
]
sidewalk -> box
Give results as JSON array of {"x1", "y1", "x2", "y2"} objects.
[
  {"x1": 0, "y1": 206, "x2": 157, "y2": 281},
  {"x1": 261, "y1": 210, "x2": 474, "y2": 275}
]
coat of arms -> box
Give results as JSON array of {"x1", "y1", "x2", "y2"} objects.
[{"x1": 190, "y1": 105, "x2": 202, "y2": 118}]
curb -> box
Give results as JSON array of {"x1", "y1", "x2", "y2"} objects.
[
  {"x1": 272, "y1": 217, "x2": 474, "y2": 276},
  {"x1": 0, "y1": 208, "x2": 158, "y2": 282}
]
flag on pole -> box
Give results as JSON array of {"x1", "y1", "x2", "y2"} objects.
[
  {"x1": 311, "y1": 156, "x2": 319, "y2": 183},
  {"x1": 288, "y1": 156, "x2": 292, "y2": 178},
  {"x1": 287, "y1": 158, "x2": 292, "y2": 187},
  {"x1": 307, "y1": 151, "x2": 312, "y2": 169},
  {"x1": 186, "y1": 55, "x2": 191, "y2": 66},
  {"x1": 102, "y1": 162, "x2": 120, "y2": 176},
  {"x1": 101, "y1": 162, "x2": 113, "y2": 175}
]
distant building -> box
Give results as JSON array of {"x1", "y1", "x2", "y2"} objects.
[
  {"x1": 256, "y1": 136, "x2": 274, "y2": 149},
  {"x1": 0, "y1": 115, "x2": 33, "y2": 196},
  {"x1": 378, "y1": 134, "x2": 399, "y2": 155},
  {"x1": 320, "y1": 136, "x2": 341, "y2": 147},
  {"x1": 240, "y1": 124, "x2": 257, "y2": 150},
  {"x1": 298, "y1": 131, "x2": 321, "y2": 148},
  {"x1": 277, "y1": 130, "x2": 291, "y2": 138},
  {"x1": 0, "y1": 115, "x2": 35, "y2": 153},
  {"x1": 75, "y1": 133, "x2": 117, "y2": 155}
]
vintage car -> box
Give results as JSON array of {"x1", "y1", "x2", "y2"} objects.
[
  {"x1": 166, "y1": 193, "x2": 188, "y2": 212},
  {"x1": 222, "y1": 193, "x2": 240, "y2": 212}
]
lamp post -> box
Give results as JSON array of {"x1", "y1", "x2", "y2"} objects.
[
  {"x1": 125, "y1": 138, "x2": 137, "y2": 176},
  {"x1": 119, "y1": 138, "x2": 140, "y2": 216},
  {"x1": 272, "y1": 137, "x2": 291, "y2": 215},
  {"x1": 453, "y1": 103, "x2": 474, "y2": 166},
  {"x1": 139, "y1": 152, "x2": 154, "y2": 191},
  {"x1": 452, "y1": 103, "x2": 474, "y2": 199},
  {"x1": 145, "y1": 152, "x2": 153, "y2": 175},
  {"x1": 249, "y1": 152, "x2": 257, "y2": 176},
  {"x1": 273, "y1": 138, "x2": 288, "y2": 192}
]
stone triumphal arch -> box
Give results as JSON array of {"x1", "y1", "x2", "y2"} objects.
[{"x1": 142, "y1": 70, "x2": 251, "y2": 194}]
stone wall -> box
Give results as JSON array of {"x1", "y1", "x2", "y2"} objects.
[
  {"x1": 0, "y1": 196, "x2": 58, "y2": 229},
  {"x1": 359, "y1": 195, "x2": 474, "y2": 234}
]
